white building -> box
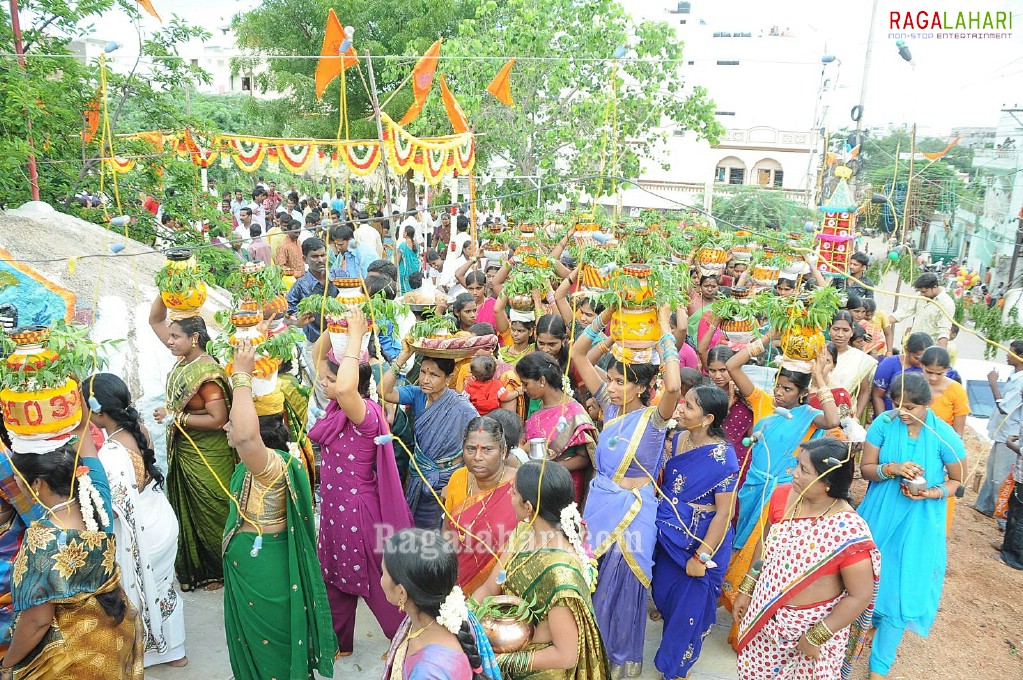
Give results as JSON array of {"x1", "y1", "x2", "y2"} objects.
[
  {"x1": 611, "y1": 1, "x2": 830, "y2": 213},
  {"x1": 956, "y1": 106, "x2": 1023, "y2": 279}
]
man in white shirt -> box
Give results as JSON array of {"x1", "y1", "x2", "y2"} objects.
[
  {"x1": 229, "y1": 189, "x2": 247, "y2": 217},
  {"x1": 248, "y1": 188, "x2": 267, "y2": 232},
  {"x1": 354, "y1": 212, "x2": 383, "y2": 277},
  {"x1": 978, "y1": 340, "x2": 1023, "y2": 521},
  {"x1": 234, "y1": 207, "x2": 255, "y2": 242},
  {"x1": 889, "y1": 272, "x2": 955, "y2": 347},
  {"x1": 285, "y1": 196, "x2": 303, "y2": 224}
]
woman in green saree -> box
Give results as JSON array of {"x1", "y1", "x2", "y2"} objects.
[
  {"x1": 221, "y1": 339, "x2": 337, "y2": 680},
  {"x1": 475, "y1": 461, "x2": 609, "y2": 680},
  {"x1": 150, "y1": 298, "x2": 236, "y2": 591}
]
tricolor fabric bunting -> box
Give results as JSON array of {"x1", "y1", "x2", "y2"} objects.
[{"x1": 111, "y1": 116, "x2": 474, "y2": 184}]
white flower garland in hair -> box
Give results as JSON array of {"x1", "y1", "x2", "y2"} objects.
[
  {"x1": 563, "y1": 385, "x2": 574, "y2": 399},
  {"x1": 437, "y1": 585, "x2": 468, "y2": 635},
  {"x1": 559, "y1": 502, "x2": 597, "y2": 589},
  {"x1": 286, "y1": 442, "x2": 302, "y2": 460},
  {"x1": 75, "y1": 467, "x2": 109, "y2": 532},
  {"x1": 369, "y1": 371, "x2": 379, "y2": 404}
]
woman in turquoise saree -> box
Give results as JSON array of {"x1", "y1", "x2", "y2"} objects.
[
  {"x1": 858, "y1": 374, "x2": 966, "y2": 679},
  {"x1": 220, "y1": 340, "x2": 336, "y2": 680},
  {"x1": 572, "y1": 305, "x2": 681, "y2": 678}
]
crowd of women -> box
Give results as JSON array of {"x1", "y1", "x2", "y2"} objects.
[{"x1": 0, "y1": 234, "x2": 987, "y2": 680}]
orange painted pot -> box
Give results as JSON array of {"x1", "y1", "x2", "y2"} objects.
[
  {"x1": 580, "y1": 263, "x2": 613, "y2": 290},
  {"x1": 697, "y1": 247, "x2": 729, "y2": 265}
]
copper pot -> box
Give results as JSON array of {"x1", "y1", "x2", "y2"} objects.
[{"x1": 479, "y1": 595, "x2": 535, "y2": 654}]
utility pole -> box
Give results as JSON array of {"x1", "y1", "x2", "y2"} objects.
[
  {"x1": 9, "y1": 0, "x2": 40, "y2": 201},
  {"x1": 1008, "y1": 215, "x2": 1023, "y2": 289},
  {"x1": 853, "y1": 0, "x2": 879, "y2": 147},
  {"x1": 892, "y1": 124, "x2": 917, "y2": 313}
]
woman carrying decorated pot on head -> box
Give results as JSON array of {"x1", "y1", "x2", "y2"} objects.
[
  {"x1": 571, "y1": 304, "x2": 682, "y2": 678},
  {"x1": 149, "y1": 297, "x2": 235, "y2": 592}
]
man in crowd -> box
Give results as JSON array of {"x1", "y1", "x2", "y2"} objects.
[
  {"x1": 354, "y1": 211, "x2": 383, "y2": 277},
  {"x1": 235, "y1": 207, "x2": 254, "y2": 242},
  {"x1": 249, "y1": 188, "x2": 267, "y2": 232},
  {"x1": 890, "y1": 272, "x2": 955, "y2": 348},
  {"x1": 847, "y1": 252, "x2": 875, "y2": 299},
  {"x1": 229, "y1": 188, "x2": 246, "y2": 217},
  {"x1": 328, "y1": 224, "x2": 361, "y2": 279},
  {"x1": 247, "y1": 223, "x2": 272, "y2": 264},
  {"x1": 275, "y1": 219, "x2": 306, "y2": 277}
]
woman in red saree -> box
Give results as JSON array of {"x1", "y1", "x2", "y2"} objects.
[
  {"x1": 733, "y1": 438, "x2": 880, "y2": 680},
  {"x1": 517, "y1": 352, "x2": 597, "y2": 506},
  {"x1": 442, "y1": 416, "x2": 518, "y2": 593}
]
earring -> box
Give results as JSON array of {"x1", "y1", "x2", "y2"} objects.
[
  {"x1": 396, "y1": 592, "x2": 407, "y2": 611},
  {"x1": 192, "y1": 337, "x2": 198, "y2": 348}
]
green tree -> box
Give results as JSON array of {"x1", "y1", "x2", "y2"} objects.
[
  {"x1": 704, "y1": 187, "x2": 816, "y2": 232},
  {"x1": 428, "y1": 0, "x2": 723, "y2": 206},
  {"x1": 230, "y1": 0, "x2": 468, "y2": 139}
]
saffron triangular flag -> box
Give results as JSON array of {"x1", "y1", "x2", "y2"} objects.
[
  {"x1": 315, "y1": 9, "x2": 359, "y2": 100},
  {"x1": 136, "y1": 0, "x2": 161, "y2": 21},
  {"x1": 82, "y1": 94, "x2": 101, "y2": 144},
  {"x1": 438, "y1": 74, "x2": 469, "y2": 134},
  {"x1": 922, "y1": 136, "x2": 961, "y2": 161},
  {"x1": 398, "y1": 39, "x2": 442, "y2": 126},
  {"x1": 486, "y1": 58, "x2": 516, "y2": 106}
]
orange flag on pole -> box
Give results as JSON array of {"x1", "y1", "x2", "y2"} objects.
[
  {"x1": 438, "y1": 74, "x2": 468, "y2": 134},
  {"x1": 398, "y1": 39, "x2": 442, "y2": 126},
  {"x1": 136, "y1": 0, "x2": 161, "y2": 21},
  {"x1": 922, "y1": 136, "x2": 961, "y2": 161},
  {"x1": 486, "y1": 58, "x2": 516, "y2": 106},
  {"x1": 315, "y1": 9, "x2": 359, "y2": 100},
  {"x1": 82, "y1": 95, "x2": 101, "y2": 143}
]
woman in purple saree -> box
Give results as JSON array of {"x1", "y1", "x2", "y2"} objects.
[
  {"x1": 382, "y1": 342, "x2": 480, "y2": 529},
  {"x1": 309, "y1": 310, "x2": 414, "y2": 656},
  {"x1": 572, "y1": 305, "x2": 682, "y2": 678},
  {"x1": 652, "y1": 386, "x2": 739, "y2": 679}
]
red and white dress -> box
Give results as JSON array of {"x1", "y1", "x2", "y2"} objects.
[{"x1": 737, "y1": 485, "x2": 881, "y2": 680}]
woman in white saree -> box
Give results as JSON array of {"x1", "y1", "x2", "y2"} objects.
[{"x1": 83, "y1": 373, "x2": 188, "y2": 668}]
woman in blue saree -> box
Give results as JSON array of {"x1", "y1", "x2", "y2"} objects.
[
  {"x1": 652, "y1": 385, "x2": 739, "y2": 680},
  {"x1": 720, "y1": 345, "x2": 840, "y2": 650},
  {"x1": 859, "y1": 373, "x2": 966, "y2": 679},
  {"x1": 382, "y1": 342, "x2": 480, "y2": 529},
  {"x1": 573, "y1": 304, "x2": 682, "y2": 678}
]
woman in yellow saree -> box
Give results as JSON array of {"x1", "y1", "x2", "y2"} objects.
[
  {"x1": 2, "y1": 421, "x2": 142, "y2": 679},
  {"x1": 475, "y1": 461, "x2": 609, "y2": 680}
]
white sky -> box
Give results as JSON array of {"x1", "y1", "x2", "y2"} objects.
[{"x1": 78, "y1": 0, "x2": 1023, "y2": 132}]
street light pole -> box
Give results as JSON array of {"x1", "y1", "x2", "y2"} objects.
[
  {"x1": 853, "y1": 0, "x2": 880, "y2": 146},
  {"x1": 8, "y1": 0, "x2": 40, "y2": 201}
]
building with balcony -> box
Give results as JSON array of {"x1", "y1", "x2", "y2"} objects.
[
  {"x1": 608, "y1": 1, "x2": 827, "y2": 215},
  {"x1": 957, "y1": 107, "x2": 1023, "y2": 280}
]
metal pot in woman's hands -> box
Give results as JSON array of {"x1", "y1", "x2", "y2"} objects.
[
  {"x1": 905, "y1": 475, "x2": 927, "y2": 496},
  {"x1": 527, "y1": 438, "x2": 548, "y2": 461}
]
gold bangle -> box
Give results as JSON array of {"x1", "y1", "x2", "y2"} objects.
[
  {"x1": 805, "y1": 620, "x2": 835, "y2": 647},
  {"x1": 231, "y1": 373, "x2": 253, "y2": 390},
  {"x1": 737, "y1": 573, "x2": 758, "y2": 597}
]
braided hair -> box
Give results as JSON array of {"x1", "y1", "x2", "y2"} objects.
[
  {"x1": 82, "y1": 373, "x2": 165, "y2": 488},
  {"x1": 383, "y1": 529, "x2": 488, "y2": 678}
]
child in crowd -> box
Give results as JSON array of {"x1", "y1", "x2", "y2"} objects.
[
  {"x1": 425, "y1": 249, "x2": 443, "y2": 288},
  {"x1": 463, "y1": 355, "x2": 517, "y2": 415}
]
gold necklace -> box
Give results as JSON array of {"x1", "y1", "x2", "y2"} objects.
[
  {"x1": 170, "y1": 351, "x2": 207, "y2": 385},
  {"x1": 796, "y1": 497, "x2": 840, "y2": 523},
  {"x1": 406, "y1": 619, "x2": 435, "y2": 641},
  {"x1": 458, "y1": 466, "x2": 506, "y2": 541}
]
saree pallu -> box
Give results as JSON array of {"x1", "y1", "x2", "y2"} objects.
[
  {"x1": 736, "y1": 486, "x2": 881, "y2": 680},
  {"x1": 11, "y1": 525, "x2": 143, "y2": 679},
  {"x1": 584, "y1": 402, "x2": 667, "y2": 675},
  {"x1": 721, "y1": 399, "x2": 754, "y2": 490},
  {"x1": 222, "y1": 449, "x2": 337, "y2": 680},
  {"x1": 99, "y1": 440, "x2": 185, "y2": 667},
  {"x1": 652, "y1": 440, "x2": 739, "y2": 679},
  {"x1": 858, "y1": 412, "x2": 965, "y2": 638},
  {"x1": 500, "y1": 531, "x2": 609, "y2": 680},
  {"x1": 445, "y1": 467, "x2": 518, "y2": 593},
  {"x1": 524, "y1": 401, "x2": 598, "y2": 508},
  {"x1": 405, "y1": 389, "x2": 479, "y2": 529},
  {"x1": 165, "y1": 360, "x2": 236, "y2": 589}
]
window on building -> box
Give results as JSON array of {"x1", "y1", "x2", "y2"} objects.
[
  {"x1": 773, "y1": 170, "x2": 784, "y2": 188},
  {"x1": 687, "y1": 60, "x2": 695, "y2": 65},
  {"x1": 729, "y1": 168, "x2": 744, "y2": 184},
  {"x1": 714, "y1": 111, "x2": 735, "y2": 116},
  {"x1": 715, "y1": 167, "x2": 727, "y2": 182},
  {"x1": 757, "y1": 168, "x2": 772, "y2": 185},
  {"x1": 190, "y1": 59, "x2": 199, "y2": 67},
  {"x1": 716, "y1": 60, "x2": 740, "y2": 66},
  {"x1": 676, "y1": 2, "x2": 691, "y2": 13},
  {"x1": 241, "y1": 76, "x2": 252, "y2": 91},
  {"x1": 679, "y1": 19, "x2": 687, "y2": 24}
]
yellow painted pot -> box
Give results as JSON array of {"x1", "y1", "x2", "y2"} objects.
[
  {"x1": 610, "y1": 307, "x2": 659, "y2": 348},
  {"x1": 0, "y1": 378, "x2": 82, "y2": 439},
  {"x1": 161, "y1": 282, "x2": 208, "y2": 312},
  {"x1": 781, "y1": 326, "x2": 827, "y2": 362}
]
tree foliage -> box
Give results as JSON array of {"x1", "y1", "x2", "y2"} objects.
[
  {"x1": 230, "y1": 0, "x2": 468, "y2": 139},
  {"x1": 429, "y1": 0, "x2": 723, "y2": 205},
  {"x1": 704, "y1": 187, "x2": 815, "y2": 232}
]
